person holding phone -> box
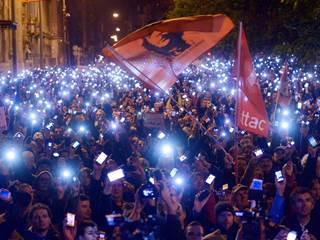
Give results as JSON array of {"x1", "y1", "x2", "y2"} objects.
[
  {"x1": 94, "y1": 174, "x2": 126, "y2": 228},
  {"x1": 298, "y1": 137, "x2": 320, "y2": 187},
  {"x1": 63, "y1": 218, "x2": 99, "y2": 240},
  {"x1": 189, "y1": 172, "x2": 217, "y2": 232}
]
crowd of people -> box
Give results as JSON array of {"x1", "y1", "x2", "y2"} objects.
[{"x1": 0, "y1": 55, "x2": 320, "y2": 240}]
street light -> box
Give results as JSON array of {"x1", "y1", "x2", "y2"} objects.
[{"x1": 112, "y1": 12, "x2": 119, "y2": 18}]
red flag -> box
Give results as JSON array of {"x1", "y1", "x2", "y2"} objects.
[
  {"x1": 235, "y1": 24, "x2": 270, "y2": 137},
  {"x1": 277, "y1": 62, "x2": 291, "y2": 106},
  {"x1": 103, "y1": 14, "x2": 234, "y2": 91}
]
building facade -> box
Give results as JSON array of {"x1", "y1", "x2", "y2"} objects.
[{"x1": 0, "y1": 0, "x2": 65, "y2": 73}]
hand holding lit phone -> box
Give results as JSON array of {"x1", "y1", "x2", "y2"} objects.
[
  {"x1": 66, "y1": 213, "x2": 76, "y2": 227},
  {"x1": 0, "y1": 189, "x2": 11, "y2": 202},
  {"x1": 96, "y1": 152, "x2": 108, "y2": 165}
]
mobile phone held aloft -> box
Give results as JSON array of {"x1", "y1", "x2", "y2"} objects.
[
  {"x1": 106, "y1": 214, "x2": 124, "y2": 226},
  {"x1": 275, "y1": 170, "x2": 284, "y2": 183},
  {"x1": 72, "y1": 141, "x2": 80, "y2": 149},
  {"x1": 254, "y1": 149, "x2": 263, "y2": 157},
  {"x1": 66, "y1": 213, "x2": 75, "y2": 227},
  {"x1": 96, "y1": 152, "x2": 108, "y2": 165},
  {"x1": 0, "y1": 189, "x2": 11, "y2": 200},
  {"x1": 308, "y1": 136, "x2": 318, "y2": 148},
  {"x1": 205, "y1": 174, "x2": 215, "y2": 185},
  {"x1": 251, "y1": 179, "x2": 263, "y2": 191},
  {"x1": 107, "y1": 169, "x2": 125, "y2": 182},
  {"x1": 287, "y1": 231, "x2": 297, "y2": 240}
]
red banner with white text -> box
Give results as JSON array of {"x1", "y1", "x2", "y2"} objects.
[{"x1": 235, "y1": 24, "x2": 270, "y2": 138}]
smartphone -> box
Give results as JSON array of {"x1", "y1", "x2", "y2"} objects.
[
  {"x1": 46, "y1": 122, "x2": 54, "y2": 130},
  {"x1": 48, "y1": 142, "x2": 53, "y2": 147},
  {"x1": 287, "y1": 231, "x2": 297, "y2": 240},
  {"x1": 72, "y1": 141, "x2": 80, "y2": 149},
  {"x1": 149, "y1": 177, "x2": 155, "y2": 184},
  {"x1": 66, "y1": 213, "x2": 75, "y2": 227},
  {"x1": 308, "y1": 136, "x2": 318, "y2": 148},
  {"x1": 0, "y1": 189, "x2": 11, "y2": 201},
  {"x1": 106, "y1": 214, "x2": 123, "y2": 226},
  {"x1": 96, "y1": 152, "x2": 108, "y2": 165},
  {"x1": 254, "y1": 149, "x2": 263, "y2": 157},
  {"x1": 53, "y1": 152, "x2": 60, "y2": 158},
  {"x1": 198, "y1": 189, "x2": 210, "y2": 202},
  {"x1": 107, "y1": 169, "x2": 125, "y2": 182},
  {"x1": 157, "y1": 131, "x2": 166, "y2": 139},
  {"x1": 297, "y1": 102, "x2": 302, "y2": 109},
  {"x1": 142, "y1": 186, "x2": 156, "y2": 198},
  {"x1": 170, "y1": 168, "x2": 178, "y2": 178},
  {"x1": 179, "y1": 155, "x2": 187, "y2": 162},
  {"x1": 275, "y1": 170, "x2": 284, "y2": 183},
  {"x1": 99, "y1": 133, "x2": 104, "y2": 140},
  {"x1": 222, "y1": 184, "x2": 229, "y2": 191},
  {"x1": 251, "y1": 179, "x2": 263, "y2": 191},
  {"x1": 205, "y1": 174, "x2": 215, "y2": 185},
  {"x1": 99, "y1": 232, "x2": 106, "y2": 240},
  {"x1": 235, "y1": 211, "x2": 244, "y2": 217}
]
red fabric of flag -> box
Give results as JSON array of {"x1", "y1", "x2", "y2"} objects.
[
  {"x1": 236, "y1": 25, "x2": 270, "y2": 138},
  {"x1": 103, "y1": 14, "x2": 234, "y2": 91}
]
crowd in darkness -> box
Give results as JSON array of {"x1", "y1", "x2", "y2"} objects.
[{"x1": 0, "y1": 56, "x2": 320, "y2": 240}]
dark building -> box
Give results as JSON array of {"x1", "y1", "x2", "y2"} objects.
[{"x1": 66, "y1": 0, "x2": 172, "y2": 64}]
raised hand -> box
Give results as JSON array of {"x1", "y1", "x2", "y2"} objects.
[{"x1": 193, "y1": 190, "x2": 211, "y2": 213}]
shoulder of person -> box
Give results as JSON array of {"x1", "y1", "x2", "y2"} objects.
[
  {"x1": 47, "y1": 228, "x2": 61, "y2": 240},
  {"x1": 203, "y1": 229, "x2": 227, "y2": 240}
]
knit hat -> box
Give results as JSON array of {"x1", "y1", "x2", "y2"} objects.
[{"x1": 215, "y1": 201, "x2": 234, "y2": 217}]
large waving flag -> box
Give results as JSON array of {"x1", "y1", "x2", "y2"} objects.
[
  {"x1": 235, "y1": 23, "x2": 270, "y2": 137},
  {"x1": 103, "y1": 14, "x2": 234, "y2": 91}
]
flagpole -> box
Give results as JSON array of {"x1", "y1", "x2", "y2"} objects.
[
  {"x1": 234, "y1": 22, "x2": 243, "y2": 184},
  {"x1": 105, "y1": 44, "x2": 228, "y2": 154}
]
